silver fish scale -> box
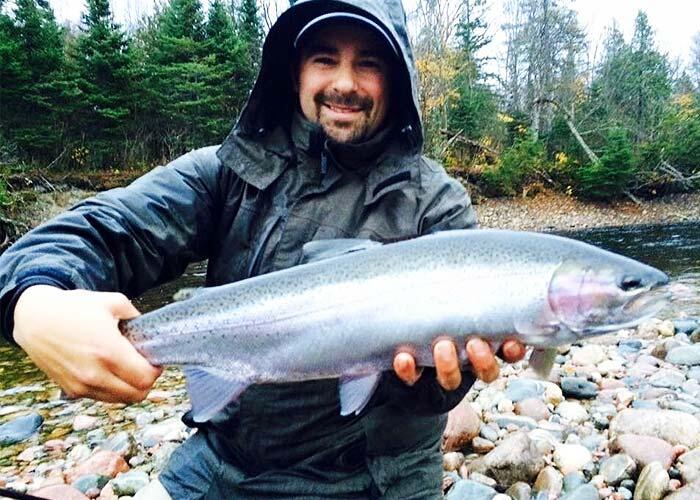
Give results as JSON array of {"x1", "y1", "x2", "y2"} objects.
[{"x1": 120, "y1": 229, "x2": 665, "y2": 383}]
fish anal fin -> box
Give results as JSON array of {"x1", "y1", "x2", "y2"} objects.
[
  {"x1": 184, "y1": 367, "x2": 251, "y2": 423},
  {"x1": 339, "y1": 372, "x2": 381, "y2": 416},
  {"x1": 528, "y1": 347, "x2": 557, "y2": 379}
]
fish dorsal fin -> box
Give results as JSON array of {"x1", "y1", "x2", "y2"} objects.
[
  {"x1": 301, "y1": 238, "x2": 383, "y2": 264},
  {"x1": 183, "y1": 367, "x2": 251, "y2": 423},
  {"x1": 338, "y1": 372, "x2": 381, "y2": 416}
]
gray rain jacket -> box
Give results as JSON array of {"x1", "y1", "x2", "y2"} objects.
[{"x1": 0, "y1": 0, "x2": 477, "y2": 498}]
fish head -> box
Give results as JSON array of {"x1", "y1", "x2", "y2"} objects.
[{"x1": 547, "y1": 256, "x2": 669, "y2": 338}]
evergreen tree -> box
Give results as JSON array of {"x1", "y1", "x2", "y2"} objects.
[
  {"x1": 71, "y1": 0, "x2": 134, "y2": 167},
  {"x1": 143, "y1": 0, "x2": 211, "y2": 157},
  {"x1": 204, "y1": 0, "x2": 247, "y2": 138},
  {"x1": 4, "y1": 0, "x2": 74, "y2": 161},
  {"x1": 236, "y1": 0, "x2": 262, "y2": 94}
]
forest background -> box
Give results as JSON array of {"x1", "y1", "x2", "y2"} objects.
[{"x1": 1, "y1": 0, "x2": 700, "y2": 213}]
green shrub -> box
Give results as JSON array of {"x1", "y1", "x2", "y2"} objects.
[
  {"x1": 481, "y1": 136, "x2": 545, "y2": 196},
  {"x1": 578, "y1": 128, "x2": 635, "y2": 200}
]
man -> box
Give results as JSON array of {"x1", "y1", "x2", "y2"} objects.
[{"x1": 2, "y1": 1, "x2": 524, "y2": 498}]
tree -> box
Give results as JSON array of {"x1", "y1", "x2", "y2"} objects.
[
  {"x1": 3, "y1": 0, "x2": 74, "y2": 162},
  {"x1": 578, "y1": 127, "x2": 634, "y2": 200},
  {"x1": 690, "y1": 32, "x2": 700, "y2": 91},
  {"x1": 71, "y1": 0, "x2": 135, "y2": 167},
  {"x1": 236, "y1": 0, "x2": 263, "y2": 95}
]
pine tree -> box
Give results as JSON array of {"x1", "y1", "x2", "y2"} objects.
[
  {"x1": 71, "y1": 0, "x2": 134, "y2": 167},
  {"x1": 236, "y1": 0, "x2": 262, "y2": 94},
  {"x1": 141, "y1": 0, "x2": 210, "y2": 157},
  {"x1": 4, "y1": 0, "x2": 73, "y2": 162}
]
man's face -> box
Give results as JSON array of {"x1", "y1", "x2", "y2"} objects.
[{"x1": 296, "y1": 23, "x2": 392, "y2": 144}]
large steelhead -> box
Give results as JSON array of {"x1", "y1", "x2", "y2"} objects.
[{"x1": 119, "y1": 229, "x2": 668, "y2": 422}]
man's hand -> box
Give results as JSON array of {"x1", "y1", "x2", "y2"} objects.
[
  {"x1": 13, "y1": 285, "x2": 162, "y2": 403},
  {"x1": 393, "y1": 338, "x2": 526, "y2": 388}
]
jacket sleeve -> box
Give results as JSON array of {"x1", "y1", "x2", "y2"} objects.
[
  {"x1": 380, "y1": 163, "x2": 479, "y2": 415},
  {"x1": 0, "y1": 146, "x2": 236, "y2": 343}
]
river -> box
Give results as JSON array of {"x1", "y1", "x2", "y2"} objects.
[{"x1": 1, "y1": 222, "x2": 698, "y2": 390}]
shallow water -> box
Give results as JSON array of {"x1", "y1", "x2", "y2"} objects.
[{"x1": 1, "y1": 223, "x2": 698, "y2": 388}]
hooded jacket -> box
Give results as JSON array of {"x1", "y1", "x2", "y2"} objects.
[{"x1": 0, "y1": 0, "x2": 477, "y2": 497}]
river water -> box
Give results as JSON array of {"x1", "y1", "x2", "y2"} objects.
[{"x1": 1, "y1": 222, "x2": 698, "y2": 390}]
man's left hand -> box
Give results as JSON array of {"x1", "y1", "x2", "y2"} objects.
[{"x1": 393, "y1": 338, "x2": 526, "y2": 388}]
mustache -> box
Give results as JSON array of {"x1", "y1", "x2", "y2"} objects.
[{"x1": 314, "y1": 91, "x2": 373, "y2": 110}]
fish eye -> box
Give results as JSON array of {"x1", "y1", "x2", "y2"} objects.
[{"x1": 619, "y1": 276, "x2": 643, "y2": 291}]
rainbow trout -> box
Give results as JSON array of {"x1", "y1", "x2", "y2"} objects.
[{"x1": 119, "y1": 229, "x2": 668, "y2": 422}]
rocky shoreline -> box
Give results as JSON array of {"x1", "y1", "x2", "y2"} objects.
[{"x1": 0, "y1": 189, "x2": 699, "y2": 499}]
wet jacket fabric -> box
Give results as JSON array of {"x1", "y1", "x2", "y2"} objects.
[{"x1": 0, "y1": 0, "x2": 478, "y2": 497}]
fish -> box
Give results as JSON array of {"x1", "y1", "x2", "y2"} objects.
[{"x1": 119, "y1": 229, "x2": 669, "y2": 422}]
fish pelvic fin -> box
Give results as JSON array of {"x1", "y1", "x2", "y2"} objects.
[
  {"x1": 184, "y1": 367, "x2": 251, "y2": 423},
  {"x1": 528, "y1": 347, "x2": 557, "y2": 379},
  {"x1": 339, "y1": 372, "x2": 381, "y2": 416}
]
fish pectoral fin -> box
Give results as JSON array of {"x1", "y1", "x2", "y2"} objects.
[
  {"x1": 184, "y1": 367, "x2": 251, "y2": 423},
  {"x1": 528, "y1": 347, "x2": 557, "y2": 378},
  {"x1": 301, "y1": 238, "x2": 383, "y2": 264},
  {"x1": 338, "y1": 372, "x2": 381, "y2": 416}
]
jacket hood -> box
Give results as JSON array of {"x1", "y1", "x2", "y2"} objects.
[{"x1": 221, "y1": 0, "x2": 423, "y2": 157}]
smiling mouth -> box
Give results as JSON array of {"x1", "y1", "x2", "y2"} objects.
[{"x1": 324, "y1": 103, "x2": 364, "y2": 114}]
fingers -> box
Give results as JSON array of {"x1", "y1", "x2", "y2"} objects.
[
  {"x1": 467, "y1": 337, "x2": 499, "y2": 383},
  {"x1": 104, "y1": 292, "x2": 141, "y2": 320},
  {"x1": 500, "y1": 339, "x2": 526, "y2": 363},
  {"x1": 103, "y1": 336, "x2": 162, "y2": 391},
  {"x1": 434, "y1": 340, "x2": 461, "y2": 390},
  {"x1": 393, "y1": 352, "x2": 421, "y2": 386}
]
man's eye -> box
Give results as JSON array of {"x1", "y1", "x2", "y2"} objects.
[
  {"x1": 313, "y1": 57, "x2": 335, "y2": 65},
  {"x1": 359, "y1": 60, "x2": 383, "y2": 70}
]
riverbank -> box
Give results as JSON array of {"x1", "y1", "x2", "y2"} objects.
[{"x1": 476, "y1": 190, "x2": 700, "y2": 231}]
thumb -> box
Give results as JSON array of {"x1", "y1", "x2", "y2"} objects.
[{"x1": 104, "y1": 292, "x2": 141, "y2": 320}]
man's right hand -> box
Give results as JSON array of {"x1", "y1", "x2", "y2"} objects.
[{"x1": 13, "y1": 285, "x2": 162, "y2": 403}]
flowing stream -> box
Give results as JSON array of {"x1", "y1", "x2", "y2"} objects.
[{"x1": 1, "y1": 222, "x2": 698, "y2": 390}]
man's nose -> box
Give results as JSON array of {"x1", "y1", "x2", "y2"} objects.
[{"x1": 331, "y1": 61, "x2": 358, "y2": 93}]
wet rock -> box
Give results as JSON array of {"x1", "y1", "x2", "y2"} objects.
[
  {"x1": 560, "y1": 484, "x2": 599, "y2": 500},
  {"x1": 151, "y1": 441, "x2": 179, "y2": 473},
  {"x1": 571, "y1": 345, "x2": 607, "y2": 366},
  {"x1": 469, "y1": 471, "x2": 497, "y2": 488},
  {"x1": 505, "y1": 379, "x2": 547, "y2": 402},
  {"x1": 445, "y1": 479, "x2": 497, "y2": 499},
  {"x1": 44, "y1": 439, "x2": 68, "y2": 453},
  {"x1": 514, "y1": 398, "x2": 550, "y2": 421},
  {"x1": 17, "y1": 445, "x2": 44, "y2": 462},
  {"x1": 466, "y1": 432, "x2": 547, "y2": 487},
  {"x1": 65, "y1": 450, "x2": 129, "y2": 483},
  {"x1": 505, "y1": 482, "x2": 531, "y2": 500},
  {"x1": 135, "y1": 417, "x2": 187, "y2": 448},
  {"x1": 667, "y1": 345, "x2": 700, "y2": 366},
  {"x1": 99, "y1": 431, "x2": 136, "y2": 458},
  {"x1": 67, "y1": 444, "x2": 92, "y2": 464},
  {"x1": 634, "y1": 462, "x2": 669, "y2": 500},
  {"x1": 665, "y1": 482, "x2": 700, "y2": 499},
  {"x1": 674, "y1": 319, "x2": 700, "y2": 336},
  {"x1": 610, "y1": 434, "x2": 675, "y2": 469},
  {"x1": 111, "y1": 470, "x2": 150, "y2": 496},
  {"x1": 85, "y1": 428, "x2": 107, "y2": 448},
  {"x1": 491, "y1": 414, "x2": 538, "y2": 430},
  {"x1": 556, "y1": 402, "x2": 589, "y2": 423},
  {"x1": 533, "y1": 466, "x2": 563, "y2": 496},
  {"x1": 649, "y1": 369, "x2": 686, "y2": 388},
  {"x1": 443, "y1": 471, "x2": 460, "y2": 492},
  {"x1": 472, "y1": 437, "x2": 495, "y2": 454},
  {"x1": 553, "y1": 444, "x2": 593, "y2": 475},
  {"x1": 562, "y1": 471, "x2": 586, "y2": 492},
  {"x1": 676, "y1": 447, "x2": 700, "y2": 484},
  {"x1": 561, "y1": 377, "x2": 598, "y2": 399},
  {"x1": 0, "y1": 412, "x2": 43, "y2": 445},
  {"x1": 72, "y1": 415, "x2": 99, "y2": 432},
  {"x1": 599, "y1": 454, "x2": 637, "y2": 486},
  {"x1": 31, "y1": 484, "x2": 89, "y2": 500},
  {"x1": 71, "y1": 474, "x2": 110, "y2": 494},
  {"x1": 443, "y1": 399, "x2": 481, "y2": 452},
  {"x1": 610, "y1": 409, "x2": 700, "y2": 447},
  {"x1": 479, "y1": 424, "x2": 499, "y2": 442},
  {"x1": 443, "y1": 452, "x2": 465, "y2": 471},
  {"x1": 639, "y1": 319, "x2": 675, "y2": 339}
]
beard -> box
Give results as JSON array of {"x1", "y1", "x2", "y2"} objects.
[{"x1": 313, "y1": 91, "x2": 376, "y2": 144}]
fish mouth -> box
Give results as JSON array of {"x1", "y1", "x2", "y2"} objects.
[{"x1": 622, "y1": 285, "x2": 670, "y2": 318}]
